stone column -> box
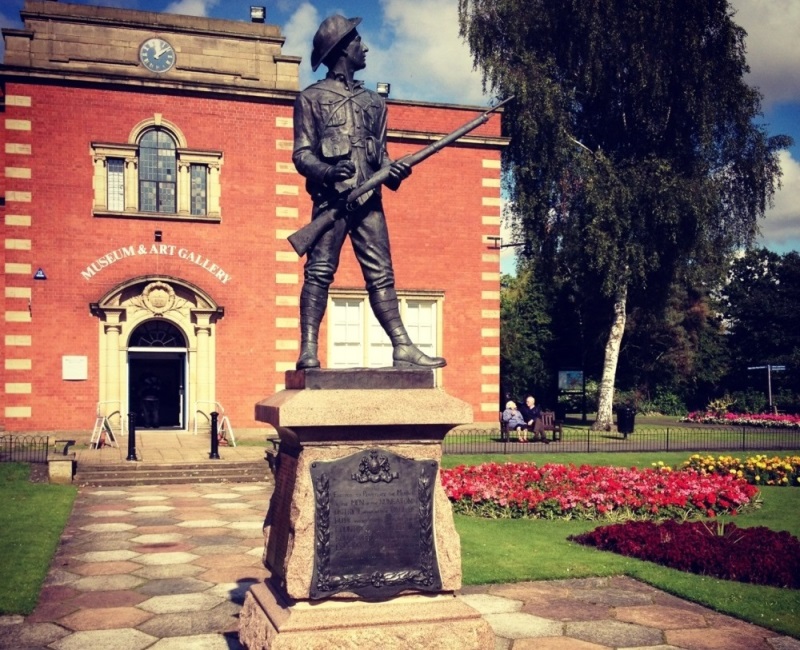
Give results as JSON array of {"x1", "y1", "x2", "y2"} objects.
[
  {"x1": 124, "y1": 157, "x2": 138, "y2": 212},
  {"x1": 208, "y1": 163, "x2": 221, "y2": 217},
  {"x1": 102, "y1": 308, "x2": 125, "y2": 426},
  {"x1": 192, "y1": 309, "x2": 216, "y2": 422},
  {"x1": 93, "y1": 157, "x2": 107, "y2": 211},
  {"x1": 177, "y1": 161, "x2": 190, "y2": 215},
  {"x1": 194, "y1": 322, "x2": 211, "y2": 406}
]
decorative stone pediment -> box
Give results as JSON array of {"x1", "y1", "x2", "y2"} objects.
[{"x1": 91, "y1": 275, "x2": 222, "y2": 331}]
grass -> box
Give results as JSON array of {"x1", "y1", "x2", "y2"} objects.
[
  {"x1": 0, "y1": 463, "x2": 77, "y2": 614},
  {"x1": 441, "y1": 449, "x2": 798, "y2": 469},
  {"x1": 444, "y1": 427, "x2": 795, "y2": 452},
  {"x1": 452, "y1": 451, "x2": 800, "y2": 638}
]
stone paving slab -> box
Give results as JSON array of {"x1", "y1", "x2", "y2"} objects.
[{"x1": 3, "y1": 481, "x2": 799, "y2": 649}]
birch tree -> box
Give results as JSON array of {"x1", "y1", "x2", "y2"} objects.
[{"x1": 459, "y1": 0, "x2": 790, "y2": 428}]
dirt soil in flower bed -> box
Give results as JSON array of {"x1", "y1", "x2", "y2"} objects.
[{"x1": 570, "y1": 520, "x2": 800, "y2": 589}]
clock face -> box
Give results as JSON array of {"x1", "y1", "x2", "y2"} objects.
[{"x1": 139, "y1": 38, "x2": 176, "y2": 73}]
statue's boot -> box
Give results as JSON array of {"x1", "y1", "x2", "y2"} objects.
[
  {"x1": 296, "y1": 284, "x2": 327, "y2": 370},
  {"x1": 369, "y1": 287, "x2": 447, "y2": 369}
]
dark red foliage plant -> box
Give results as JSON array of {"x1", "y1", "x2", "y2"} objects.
[{"x1": 569, "y1": 520, "x2": 800, "y2": 589}]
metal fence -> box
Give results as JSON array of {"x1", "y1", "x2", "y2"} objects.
[
  {"x1": 0, "y1": 435, "x2": 50, "y2": 464},
  {"x1": 443, "y1": 426, "x2": 800, "y2": 455}
]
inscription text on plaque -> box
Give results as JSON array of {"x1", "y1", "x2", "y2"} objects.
[{"x1": 309, "y1": 448, "x2": 441, "y2": 600}]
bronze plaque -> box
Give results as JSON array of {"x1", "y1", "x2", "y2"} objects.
[{"x1": 309, "y1": 448, "x2": 441, "y2": 600}]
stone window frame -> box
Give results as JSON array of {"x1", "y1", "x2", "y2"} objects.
[
  {"x1": 91, "y1": 114, "x2": 223, "y2": 222},
  {"x1": 327, "y1": 289, "x2": 445, "y2": 371}
]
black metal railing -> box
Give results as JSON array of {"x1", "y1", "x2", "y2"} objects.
[
  {"x1": 0, "y1": 435, "x2": 50, "y2": 464},
  {"x1": 443, "y1": 426, "x2": 800, "y2": 455}
]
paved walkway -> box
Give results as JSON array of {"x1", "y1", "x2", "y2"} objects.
[
  {"x1": 1, "y1": 481, "x2": 798, "y2": 649},
  {"x1": 73, "y1": 431, "x2": 269, "y2": 465}
]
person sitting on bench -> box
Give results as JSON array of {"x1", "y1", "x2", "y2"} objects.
[
  {"x1": 520, "y1": 395, "x2": 549, "y2": 444},
  {"x1": 502, "y1": 400, "x2": 529, "y2": 442}
]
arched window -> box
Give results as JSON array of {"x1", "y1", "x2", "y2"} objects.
[
  {"x1": 139, "y1": 128, "x2": 177, "y2": 213},
  {"x1": 129, "y1": 320, "x2": 186, "y2": 347},
  {"x1": 91, "y1": 116, "x2": 222, "y2": 221}
]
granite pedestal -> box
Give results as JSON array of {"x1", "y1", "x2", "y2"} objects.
[{"x1": 238, "y1": 368, "x2": 493, "y2": 649}]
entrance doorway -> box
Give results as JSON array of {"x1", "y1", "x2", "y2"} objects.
[
  {"x1": 92, "y1": 277, "x2": 223, "y2": 436},
  {"x1": 128, "y1": 320, "x2": 187, "y2": 430}
]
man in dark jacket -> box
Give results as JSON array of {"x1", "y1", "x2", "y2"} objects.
[
  {"x1": 292, "y1": 14, "x2": 446, "y2": 371},
  {"x1": 520, "y1": 395, "x2": 549, "y2": 443}
]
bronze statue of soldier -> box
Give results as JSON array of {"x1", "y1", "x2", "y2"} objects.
[{"x1": 292, "y1": 15, "x2": 447, "y2": 371}]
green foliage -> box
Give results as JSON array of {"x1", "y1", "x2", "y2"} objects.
[
  {"x1": 650, "y1": 390, "x2": 688, "y2": 416},
  {"x1": 731, "y1": 389, "x2": 768, "y2": 414},
  {"x1": 460, "y1": 0, "x2": 791, "y2": 416},
  {"x1": 0, "y1": 464, "x2": 76, "y2": 614},
  {"x1": 558, "y1": 378, "x2": 599, "y2": 413},
  {"x1": 718, "y1": 248, "x2": 800, "y2": 408},
  {"x1": 633, "y1": 389, "x2": 688, "y2": 416},
  {"x1": 706, "y1": 394, "x2": 736, "y2": 416},
  {"x1": 500, "y1": 266, "x2": 552, "y2": 400}
]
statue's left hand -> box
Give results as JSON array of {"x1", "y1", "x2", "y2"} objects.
[{"x1": 385, "y1": 160, "x2": 412, "y2": 191}]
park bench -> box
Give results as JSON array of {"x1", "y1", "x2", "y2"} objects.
[
  {"x1": 500, "y1": 410, "x2": 562, "y2": 442},
  {"x1": 266, "y1": 437, "x2": 280, "y2": 474},
  {"x1": 54, "y1": 439, "x2": 76, "y2": 455}
]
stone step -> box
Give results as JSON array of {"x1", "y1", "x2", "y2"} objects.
[
  {"x1": 77, "y1": 460, "x2": 265, "y2": 473},
  {"x1": 75, "y1": 461, "x2": 273, "y2": 487}
]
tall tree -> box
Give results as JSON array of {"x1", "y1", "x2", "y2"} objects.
[
  {"x1": 459, "y1": 0, "x2": 790, "y2": 428},
  {"x1": 620, "y1": 270, "x2": 729, "y2": 410},
  {"x1": 718, "y1": 248, "x2": 800, "y2": 402}
]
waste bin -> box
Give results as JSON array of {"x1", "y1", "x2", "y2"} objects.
[
  {"x1": 617, "y1": 406, "x2": 636, "y2": 437},
  {"x1": 555, "y1": 403, "x2": 567, "y2": 422}
]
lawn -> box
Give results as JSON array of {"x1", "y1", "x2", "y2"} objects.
[
  {"x1": 0, "y1": 463, "x2": 77, "y2": 614},
  {"x1": 451, "y1": 450, "x2": 800, "y2": 638}
]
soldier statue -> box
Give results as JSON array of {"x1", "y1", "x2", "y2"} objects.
[{"x1": 292, "y1": 15, "x2": 446, "y2": 371}]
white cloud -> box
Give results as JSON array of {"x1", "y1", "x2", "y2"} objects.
[
  {"x1": 163, "y1": 0, "x2": 220, "y2": 17},
  {"x1": 758, "y1": 150, "x2": 800, "y2": 249},
  {"x1": 730, "y1": 0, "x2": 800, "y2": 107},
  {"x1": 284, "y1": 0, "x2": 486, "y2": 105},
  {"x1": 372, "y1": 0, "x2": 486, "y2": 105},
  {"x1": 281, "y1": 2, "x2": 320, "y2": 87}
]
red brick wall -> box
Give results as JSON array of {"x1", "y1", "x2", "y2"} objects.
[{"x1": 1, "y1": 80, "x2": 501, "y2": 432}]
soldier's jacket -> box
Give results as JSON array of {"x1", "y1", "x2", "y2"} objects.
[{"x1": 292, "y1": 74, "x2": 393, "y2": 205}]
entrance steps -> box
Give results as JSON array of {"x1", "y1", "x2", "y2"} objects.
[{"x1": 74, "y1": 459, "x2": 272, "y2": 487}]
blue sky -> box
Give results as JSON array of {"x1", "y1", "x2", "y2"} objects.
[{"x1": 2, "y1": 0, "x2": 798, "y2": 266}]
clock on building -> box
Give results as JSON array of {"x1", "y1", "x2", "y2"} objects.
[{"x1": 139, "y1": 37, "x2": 176, "y2": 73}]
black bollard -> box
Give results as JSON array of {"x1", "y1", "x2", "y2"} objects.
[
  {"x1": 126, "y1": 412, "x2": 137, "y2": 461},
  {"x1": 209, "y1": 411, "x2": 220, "y2": 459}
]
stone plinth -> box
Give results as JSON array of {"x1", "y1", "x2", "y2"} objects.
[
  {"x1": 48, "y1": 454, "x2": 75, "y2": 484},
  {"x1": 239, "y1": 581, "x2": 493, "y2": 650},
  {"x1": 240, "y1": 368, "x2": 491, "y2": 649}
]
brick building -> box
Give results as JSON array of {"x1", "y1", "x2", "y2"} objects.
[{"x1": 1, "y1": 1, "x2": 505, "y2": 438}]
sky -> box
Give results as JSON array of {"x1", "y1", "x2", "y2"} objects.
[{"x1": 2, "y1": 0, "x2": 798, "y2": 269}]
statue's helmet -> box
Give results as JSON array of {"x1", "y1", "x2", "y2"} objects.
[{"x1": 310, "y1": 15, "x2": 362, "y2": 71}]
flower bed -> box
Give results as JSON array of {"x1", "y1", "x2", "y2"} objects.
[
  {"x1": 678, "y1": 454, "x2": 800, "y2": 486},
  {"x1": 681, "y1": 411, "x2": 800, "y2": 429},
  {"x1": 569, "y1": 520, "x2": 800, "y2": 589},
  {"x1": 440, "y1": 462, "x2": 759, "y2": 521}
]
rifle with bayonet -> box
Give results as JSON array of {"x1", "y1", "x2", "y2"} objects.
[{"x1": 287, "y1": 96, "x2": 514, "y2": 257}]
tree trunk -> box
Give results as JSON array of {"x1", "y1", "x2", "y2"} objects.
[{"x1": 593, "y1": 285, "x2": 627, "y2": 430}]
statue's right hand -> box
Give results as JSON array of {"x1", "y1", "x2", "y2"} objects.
[{"x1": 325, "y1": 160, "x2": 356, "y2": 183}]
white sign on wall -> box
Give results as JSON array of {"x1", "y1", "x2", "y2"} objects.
[{"x1": 62, "y1": 356, "x2": 88, "y2": 381}]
